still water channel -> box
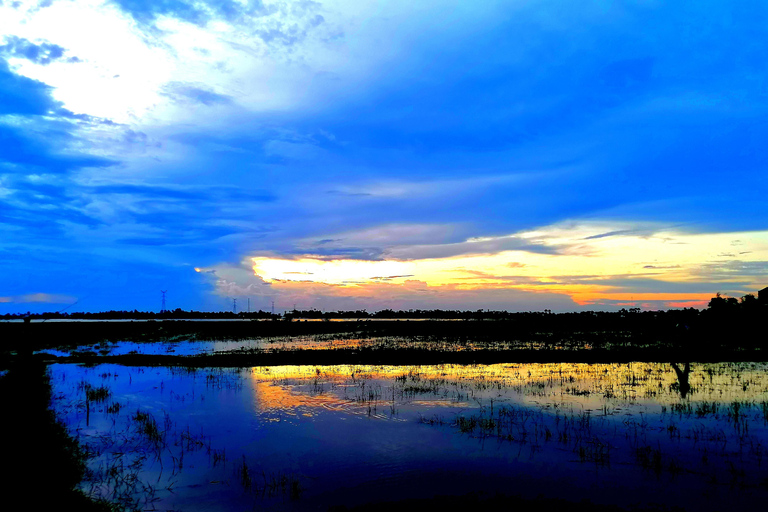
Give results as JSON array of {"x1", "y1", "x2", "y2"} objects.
[{"x1": 50, "y1": 356, "x2": 768, "y2": 511}]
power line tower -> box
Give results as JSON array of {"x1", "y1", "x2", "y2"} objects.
[
  {"x1": 271, "y1": 301, "x2": 275, "y2": 315},
  {"x1": 160, "y1": 290, "x2": 167, "y2": 313},
  {"x1": 247, "y1": 298, "x2": 250, "y2": 313},
  {"x1": 232, "y1": 298, "x2": 237, "y2": 314}
]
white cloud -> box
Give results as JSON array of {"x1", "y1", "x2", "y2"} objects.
[{"x1": 196, "y1": 260, "x2": 273, "y2": 297}]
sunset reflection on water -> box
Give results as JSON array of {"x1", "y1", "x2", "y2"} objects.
[
  {"x1": 245, "y1": 361, "x2": 768, "y2": 412},
  {"x1": 50, "y1": 360, "x2": 768, "y2": 512}
]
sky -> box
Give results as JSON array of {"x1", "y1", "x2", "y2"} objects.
[{"x1": 1, "y1": 0, "x2": 767, "y2": 314}]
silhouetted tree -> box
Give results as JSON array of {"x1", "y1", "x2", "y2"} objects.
[{"x1": 670, "y1": 362, "x2": 691, "y2": 399}]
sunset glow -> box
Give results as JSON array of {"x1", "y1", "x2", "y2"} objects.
[{"x1": 236, "y1": 223, "x2": 768, "y2": 309}]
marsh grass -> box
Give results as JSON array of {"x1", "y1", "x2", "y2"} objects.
[
  {"x1": 235, "y1": 457, "x2": 302, "y2": 500},
  {"x1": 132, "y1": 410, "x2": 163, "y2": 445},
  {"x1": 86, "y1": 385, "x2": 112, "y2": 402},
  {"x1": 74, "y1": 405, "x2": 224, "y2": 510},
  {"x1": 212, "y1": 448, "x2": 227, "y2": 467},
  {"x1": 389, "y1": 363, "x2": 768, "y2": 485}
]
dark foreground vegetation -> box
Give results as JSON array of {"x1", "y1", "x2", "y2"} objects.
[
  {"x1": 329, "y1": 492, "x2": 685, "y2": 512},
  {"x1": 0, "y1": 357, "x2": 113, "y2": 511}
]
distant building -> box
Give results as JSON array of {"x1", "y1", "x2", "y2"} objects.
[{"x1": 759, "y1": 287, "x2": 768, "y2": 303}]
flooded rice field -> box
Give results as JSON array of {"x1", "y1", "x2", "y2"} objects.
[
  {"x1": 36, "y1": 335, "x2": 622, "y2": 358},
  {"x1": 48, "y1": 340, "x2": 768, "y2": 512}
]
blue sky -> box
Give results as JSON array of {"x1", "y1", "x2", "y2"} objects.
[{"x1": 1, "y1": 0, "x2": 767, "y2": 313}]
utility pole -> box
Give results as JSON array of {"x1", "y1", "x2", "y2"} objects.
[{"x1": 161, "y1": 290, "x2": 167, "y2": 313}]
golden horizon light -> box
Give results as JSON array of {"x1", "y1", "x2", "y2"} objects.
[{"x1": 241, "y1": 222, "x2": 768, "y2": 308}]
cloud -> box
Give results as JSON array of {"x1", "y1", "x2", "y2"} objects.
[
  {"x1": 40, "y1": 182, "x2": 278, "y2": 251},
  {"x1": 110, "y1": 0, "x2": 253, "y2": 26},
  {"x1": 286, "y1": 224, "x2": 564, "y2": 261},
  {"x1": 110, "y1": 0, "x2": 325, "y2": 49},
  {"x1": 0, "y1": 58, "x2": 58, "y2": 115},
  {"x1": 196, "y1": 261, "x2": 273, "y2": 298},
  {"x1": 583, "y1": 229, "x2": 653, "y2": 240},
  {"x1": 0, "y1": 122, "x2": 114, "y2": 174},
  {"x1": 0, "y1": 58, "x2": 116, "y2": 190},
  {"x1": 162, "y1": 82, "x2": 233, "y2": 106},
  {"x1": 82, "y1": 183, "x2": 274, "y2": 203},
  {"x1": 239, "y1": 222, "x2": 768, "y2": 312},
  {"x1": 549, "y1": 276, "x2": 753, "y2": 295},
  {"x1": 254, "y1": 12, "x2": 325, "y2": 46},
  {"x1": 453, "y1": 271, "x2": 557, "y2": 286},
  {"x1": 692, "y1": 260, "x2": 768, "y2": 280},
  {"x1": 307, "y1": 224, "x2": 450, "y2": 245},
  {"x1": 0, "y1": 292, "x2": 76, "y2": 304},
  {"x1": 197, "y1": 269, "x2": 581, "y2": 312},
  {"x1": 386, "y1": 236, "x2": 562, "y2": 260},
  {"x1": 0, "y1": 35, "x2": 80, "y2": 65}
]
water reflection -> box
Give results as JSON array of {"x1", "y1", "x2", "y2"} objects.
[
  {"x1": 36, "y1": 335, "x2": 599, "y2": 358},
  {"x1": 246, "y1": 362, "x2": 768, "y2": 408},
  {"x1": 670, "y1": 362, "x2": 692, "y2": 398},
  {"x1": 50, "y1": 361, "x2": 768, "y2": 512}
]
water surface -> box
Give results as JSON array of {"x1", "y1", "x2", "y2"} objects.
[{"x1": 50, "y1": 359, "x2": 768, "y2": 511}]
